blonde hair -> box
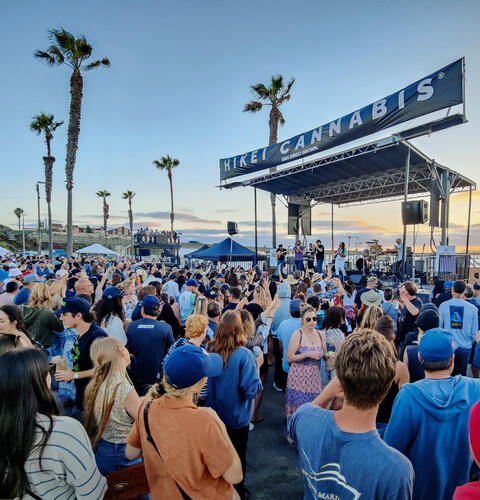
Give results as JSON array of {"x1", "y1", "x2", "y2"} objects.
[
  {"x1": 28, "y1": 283, "x2": 51, "y2": 308},
  {"x1": 186, "y1": 314, "x2": 208, "y2": 339},
  {"x1": 360, "y1": 305, "x2": 383, "y2": 330},
  {"x1": 83, "y1": 337, "x2": 127, "y2": 440},
  {"x1": 239, "y1": 309, "x2": 255, "y2": 339},
  {"x1": 193, "y1": 296, "x2": 208, "y2": 318},
  {"x1": 254, "y1": 286, "x2": 267, "y2": 310},
  {"x1": 50, "y1": 282, "x2": 67, "y2": 311},
  {"x1": 117, "y1": 278, "x2": 134, "y2": 293}
]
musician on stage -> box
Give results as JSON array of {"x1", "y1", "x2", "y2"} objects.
[
  {"x1": 334, "y1": 241, "x2": 347, "y2": 280},
  {"x1": 315, "y1": 239, "x2": 325, "y2": 274},
  {"x1": 276, "y1": 244, "x2": 287, "y2": 276},
  {"x1": 293, "y1": 240, "x2": 304, "y2": 271},
  {"x1": 395, "y1": 238, "x2": 404, "y2": 275}
]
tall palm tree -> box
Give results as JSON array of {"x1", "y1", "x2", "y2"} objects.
[
  {"x1": 14, "y1": 208, "x2": 24, "y2": 230},
  {"x1": 243, "y1": 74, "x2": 295, "y2": 247},
  {"x1": 153, "y1": 156, "x2": 180, "y2": 238},
  {"x1": 122, "y1": 190, "x2": 136, "y2": 248},
  {"x1": 30, "y1": 113, "x2": 63, "y2": 258},
  {"x1": 96, "y1": 190, "x2": 111, "y2": 238},
  {"x1": 35, "y1": 28, "x2": 110, "y2": 256}
]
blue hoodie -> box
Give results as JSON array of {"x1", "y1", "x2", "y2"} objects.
[{"x1": 384, "y1": 376, "x2": 480, "y2": 500}]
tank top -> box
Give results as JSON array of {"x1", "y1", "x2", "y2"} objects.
[{"x1": 376, "y1": 381, "x2": 399, "y2": 424}]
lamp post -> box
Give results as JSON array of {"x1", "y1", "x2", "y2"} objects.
[
  {"x1": 22, "y1": 212, "x2": 26, "y2": 255},
  {"x1": 36, "y1": 181, "x2": 45, "y2": 255}
]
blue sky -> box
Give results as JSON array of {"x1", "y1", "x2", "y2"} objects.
[{"x1": 1, "y1": 0, "x2": 479, "y2": 250}]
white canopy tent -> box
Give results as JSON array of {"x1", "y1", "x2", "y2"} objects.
[
  {"x1": 75, "y1": 243, "x2": 118, "y2": 255},
  {"x1": 0, "y1": 246, "x2": 11, "y2": 257}
]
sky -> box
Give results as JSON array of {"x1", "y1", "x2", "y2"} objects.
[{"x1": 1, "y1": 0, "x2": 479, "y2": 253}]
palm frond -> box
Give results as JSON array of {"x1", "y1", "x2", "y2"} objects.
[
  {"x1": 279, "y1": 77, "x2": 295, "y2": 103},
  {"x1": 278, "y1": 111, "x2": 286, "y2": 126},
  {"x1": 34, "y1": 50, "x2": 56, "y2": 65},
  {"x1": 47, "y1": 45, "x2": 65, "y2": 64},
  {"x1": 271, "y1": 75, "x2": 284, "y2": 95},
  {"x1": 250, "y1": 83, "x2": 270, "y2": 100},
  {"x1": 243, "y1": 101, "x2": 263, "y2": 113}
]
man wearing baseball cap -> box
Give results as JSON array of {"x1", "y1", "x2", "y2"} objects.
[
  {"x1": 385, "y1": 328, "x2": 480, "y2": 500},
  {"x1": 433, "y1": 280, "x2": 454, "y2": 308},
  {"x1": 13, "y1": 273, "x2": 45, "y2": 305},
  {"x1": 55, "y1": 297, "x2": 107, "y2": 416},
  {"x1": 126, "y1": 344, "x2": 242, "y2": 499},
  {"x1": 162, "y1": 273, "x2": 180, "y2": 302},
  {"x1": 178, "y1": 278, "x2": 198, "y2": 326}
]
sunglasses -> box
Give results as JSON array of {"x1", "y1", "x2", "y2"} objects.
[{"x1": 304, "y1": 316, "x2": 317, "y2": 323}]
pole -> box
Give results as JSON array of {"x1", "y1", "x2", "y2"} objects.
[
  {"x1": 22, "y1": 213, "x2": 25, "y2": 255},
  {"x1": 254, "y1": 188, "x2": 258, "y2": 267},
  {"x1": 331, "y1": 204, "x2": 334, "y2": 267},
  {"x1": 412, "y1": 225, "x2": 416, "y2": 280},
  {"x1": 466, "y1": 186, "x2": 472, "y2": 255},
  {"x1": 401, "y1": 148, "x2": 410, "y2": 280},
  {"x1": 36, "y1": 182, "x2": 41, "y2": 254}
]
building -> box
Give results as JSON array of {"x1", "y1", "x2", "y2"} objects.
[{"x1": 107, "y1": 227, "x2": 131, "y2": 236}]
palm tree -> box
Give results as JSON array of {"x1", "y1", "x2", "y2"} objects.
[
  {"x1": 96, "y1": 190, "x2": 111, "y2": 238},
  {"x1": 35, "y1": 28, "x2": 110, "y2": 256},
  {"x1": 30, "y1": 113, "x2": 63, "y2": 258},
  {"x1": 153, "y1": 156, "x2": 180, "y2": 239},
  {"x1": 122, "y1": 190, "x2": 136, "y2": 248},
  {"x1": 14, "y1": 208, "x2": 24, "y2": 230},
  {"x1": 243, "y1": 74, "x2": 295, "y2": 247}
]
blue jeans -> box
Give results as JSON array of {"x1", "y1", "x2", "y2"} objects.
[
  {"x1": 316, "y1": 259, "x2": 324, "y2": 274},
  {"x1": 277, "y1": 260, "x2": 285, "y2": 275},
  {"x1": 295, "y1": 260, "x2": 303, "y2": 271},
  {"x1": 454, "y1": 347, "x2": 472, "y2": 376},
  {"x1": 95, "y1": 439, "x2": 141, "y2": 476}
]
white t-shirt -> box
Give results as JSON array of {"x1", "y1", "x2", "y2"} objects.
[{"x1": 102, "y1": 315, "x2": 127, "y2": 345}]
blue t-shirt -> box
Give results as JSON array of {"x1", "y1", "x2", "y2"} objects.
[
  {"x1": 14, "y1": 287, "x2": 30, "y2": 305},
  {"x1": 439, "y1": 298, "x2": 479, "y2": 349},
  {"x1": 289, "y1": 404, "x2": 413, "y2": 500},
  {"x1": 126, "y1": 318, "x2": 174, "y2": 396},
  {"x1": 207, "y1": 346, "x2": 262, "y2": 429},
  {"x1": 277, "y1": 317, "x2": 302, "y2": 373}
]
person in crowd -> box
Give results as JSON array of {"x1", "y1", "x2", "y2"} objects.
[
  {"x1": 130, "y1": 284, "x2": 156, "y2": 321},
  {"x1": 358, "y1": 302, "x2": 383, "y2": 330},
  {"x1": 381, "y1": 287, "x2": 400, "y2": 334},
  {"x1": 127, "y1": 294, "x2": 175, "y2": 396},
  {"x1": 397, "y1": 281, "x2": 422, "y2": 347},
  {"x1": 206, "y1": 300, "x2": 221, "y2": 339},
  {"x1": 240, "y1": 309, "x2": 263, "y2": 351},
  {"x1": 242, "y1": 284, "x2": 269, "y2": 321},
  {"x1": 400, "y1": 306, "x2": 439, "y2": 357},
  {"x1": 207, "y1": 310, "x2": 263, "y2": 499},
  {"x1": 118, "y1": 278, "x2": 138, "y2": 320},
  {"x1": 0, "y1": 305, "x2": 33, "y2": 347},
  {"x1": 55, "y1": 297, "x2": 108, "y2": 417},
  {"x1": 474, "y1": 283, "x2": 480, "y2": 306},
  {"x1": 402, "y1": 309, "x2": 440, "y2": 383},
  {"x1": 290, "y1": 331, "x2": 413, "y2": 499},
  {"x1": 439, "y1": 280, "x2": 479, "y2": 376},
  {"x1": 178, "y1": 278, "x2": 198, "y2": 326},
  {"x1": 385, "y1": 328, "x2": 480, "y2": 499},
  {"x1": 306, "y1": 243, "x2": 315, "y2": 271},
  {"x1": 315, "y1": 240, "x2": 325, "y2": 274},
  {"x1": 14, "y1": 273, "x2": 45, "y2": 305},
  {"x1": 19, "y1": 283, "x2": 64, "y2": 348},
  {"x1": 334, "y1": 242, "x2": 347, "y2": 280},
  {"x1": 322, "y1": 305, "x2": 345, "y2": 382},
  {"x1": 276, "y1": 298, "x2": 302, "y2": 392},
  {"x1": 114, "y1": 261, "x2": 126, "y2": 281},
  {"x1": 162, "y1": 273, "x2": 180, "y2": 301},
  {"x1": 464, "y1": 284, "x2": 480, "y2": 324},
  {"x1": 158, "y1": 292, "x2": 182, "y2": 338},
  {"x1": 126, "y1": 343, "x2": 243, "y2": 500},
  {"x1": 223, "y1": 286, "x2": 241, "y2": 313},
  {"x1": 434, "y1": 280, "x2": 453, "y2": 307},
  {"x1": 193, "y1": 295, "x2": 209, "y2": 318},
  {"x1": 92, "y1": 286, "x2": 127, "y2": 345},
  {"x1": 0, "y1": 348, "x2": 107, "y2": 499},
  {"x1": 286, "y1": 304, "x2": 327, "y2": 420},
  {"x1": 374, "y1": 316, "x2": 410, "y2": 437},
  {"x1": 0, "y1": 332, "x2": 29, "y2": 354},
  {"x1": 453, "y1": 400, "x2": 480, "y2": 498},
  {"x1": 0, "y1": 280, "x2": 20, "y2": 305},
  {"x1": 340, "y1": 280, "x2": 356, "y2": 326},
  {"x1": 354, "y1": 276, "x2": 380, "y2": 317},
  {"x1": 83, "y1": 337, "x2": 142, "y2": 475}
]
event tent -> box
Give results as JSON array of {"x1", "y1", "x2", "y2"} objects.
[
  {"x1": 192, "y1": 238, "x2": 265, "y2": 262},
  {"x1": 75, "y1": 243, "x2": 118, "y2": 255},
  {"x1": 0, "y1": 246, "x2": 11, "y2": 257},
  {"x1": 184, "y1": 244, "x2": 210, "y2": 258}
]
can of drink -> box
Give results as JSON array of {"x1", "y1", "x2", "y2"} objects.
[{"x1": 253, "y1": 346, "x2": 261, "y2": 358}]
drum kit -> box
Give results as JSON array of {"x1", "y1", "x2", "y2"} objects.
[{"x1": 356, "y1": 239, "x2": 399, "y2": 278}]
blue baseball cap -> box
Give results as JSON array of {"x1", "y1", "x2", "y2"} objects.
[
  {"x1": 168, "y1": 274, "x2": 176, "y2": 280},
  {"x1": 186, "y1": 279, "x2": 198, "y2": 287},
  {"x1": 290, "y1": 298, "x2": 302, "y2": 313},
  {"x1": 140, "y1": 295, "x2": 161, "y2": 311},
  {"x1": 444, "y1": 281, "x2": 454, "y2": 290},
  {"x1": 220, "y1": 284, "x2": 230, "y2": 293},
  {"x1": 419, "y1": 328, "x2": 455, "y2": 362},
  {"x1": 24, "y1": 274, "x2": 45, "y2": 284},
  {"x1": 60, "y1": 297, "x2": 91, "y2": 316},
  {"x1": 163, "y1": 344, "x2": 223, "y2": 389},
  {"x1": 474, "y1": 283, "x2": 480, "y2": 291},
  {"x1": 206, "y1": 289, "x2": 217, "y2": 299},
  {"x1": 102, "y1": 286, "x2": 122, "y2": 300}
]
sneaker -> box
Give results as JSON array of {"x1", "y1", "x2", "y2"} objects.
[
  {"x1": 273, "y1": 382, "x2": 284, "y2": 392},
  {"x1": 251, "y1": 414, "x2": 264, "y2": 424},
  {"x1": 249, "y1": 423, "x2": 254, "y2": 431}
]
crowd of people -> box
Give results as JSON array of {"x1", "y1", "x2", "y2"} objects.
[
  {"x1": 1, "y1": 252, "x2": 480, "y2": 499},
  {"x1": 134, "y1": 228, "x2": 179, "y2": 245}
]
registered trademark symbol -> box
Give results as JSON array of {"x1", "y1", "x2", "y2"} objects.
[{"x1": 438, "y1": 72, "x2": 445, "y2": 79}]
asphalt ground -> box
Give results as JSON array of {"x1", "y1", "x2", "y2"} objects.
[{"x1": 244, "y1": 377, "x2": 304, "y2": 500}]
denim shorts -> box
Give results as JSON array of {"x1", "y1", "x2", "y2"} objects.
[{"x1": 95, "y1": 439, "x2": 141, "y2": 476}]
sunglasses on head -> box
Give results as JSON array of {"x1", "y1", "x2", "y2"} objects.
[{"x1": 304, "y1": 316, "x2": 316, "y2": 323}]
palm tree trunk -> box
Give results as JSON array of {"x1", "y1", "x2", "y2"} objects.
[
  {"x1": 168, "y1": 171, "x2": 174, "y2": 241},
  {"x1": 65, "y1": 68, "x2": 83, "y2": 256},
  {"x1": 103, "y1": 199, "x2": 108, "y2": 238},
  {"x1": 269, "y1": 107, "x2": 280, "y2": 248},
  {"x1": 18, "y1": 217, "x2": 21, "y2": 231},
  {"x1": 128, "y1": 198, "x2": 133, "y2": 251},
  {"x1": 43, "y1": 156, "x2": 55, "y2": 258}
]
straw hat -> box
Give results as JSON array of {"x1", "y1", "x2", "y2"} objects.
[
  {"x1": 311, "y1": 272, "x2": 323, "y2": 284},
  {"x1": 360, "y1": 289, "x2": 382, "y2": 307},
  {"x1": 284, "y1": 274, "x2": 298, "y2": 285}
]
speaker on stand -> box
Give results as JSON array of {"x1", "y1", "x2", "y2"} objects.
[{"x1": 227, "y1": 221, "x2": 238, "y2": 235}]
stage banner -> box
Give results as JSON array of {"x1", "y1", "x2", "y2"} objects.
[{"x1": 220, "y1": 58, "x2": 464, "y2": 181}]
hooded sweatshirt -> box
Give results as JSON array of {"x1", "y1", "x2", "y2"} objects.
[
  {"x1": 384, "y1": 376, "x2": 480, "y2": 500},
  {"x1": 20, "y1": 305, "x2": 64, "y2": 347},
  {"x1": 271, "y1": 282, "x2": 291, "y2": 337}
]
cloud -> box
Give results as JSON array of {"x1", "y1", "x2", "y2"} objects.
[
  {"x1": 135, "y1": 211, "x2": 220, "y2": 224},
  {"x1": 78, "y1": 214, "x2": 128, "y2": 221}
]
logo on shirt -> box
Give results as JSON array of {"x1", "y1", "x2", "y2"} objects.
[
  {"x1": 449, "y1": 305, "x2": 464, "y2": 330},
  {"x1": 302, "y1": 450, "x2": 361, "y2": 500},
  {"x1": 137, "y1": 324, "x2": 155, "y2": 329}
]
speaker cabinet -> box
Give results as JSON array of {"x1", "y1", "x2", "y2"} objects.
[
  {"x1": 402, "y1": 200, "x2": 428, "y2": 225},
  {"x1": 227, "y1": 221, "x2": 238, "y2": 235},
  {"x1": 288, "y1": 203, "x2": 311, "y2": 235}
]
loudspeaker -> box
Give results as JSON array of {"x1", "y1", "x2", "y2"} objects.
[
  {"x1": 227, "y1": 221, "x2": 238, "y2": 235},
  {"x1": 139, "y1": 248, "x2": 150, "y2": 257},
  {"x1": 348, "y1": 272, "x2": 366, "y2": 285},
  {"x1": 288, "y1": 203, "x2": 311, "y2": 235},
  {"x1": 429, "y1": 180, "x2": 441, "y2": 227},
  {"x1": 401, "y1": 200, "x2": 428, "y2": 225}
]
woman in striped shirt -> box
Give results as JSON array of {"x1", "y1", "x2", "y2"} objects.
[{"x1": 0, "y1": 348, "x2": 106, "y2": 499}]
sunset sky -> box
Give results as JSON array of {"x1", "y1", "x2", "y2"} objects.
[{"x1": 1, "y1": 0, "x2": 479, "y2": 253}]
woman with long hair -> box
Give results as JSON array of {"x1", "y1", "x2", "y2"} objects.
[
  {"x1": 286, "y1": 305, "x2": 327, "y2": 420},
  {"x1": 322, "y1": 305, "x2": 346, "y2": 382},
  {"x1": 207, "y1": 310, "x2": 263, "y2": 499},
  {"x1": 83, "y1": 336, "x2": 142, "y2": 475},
  {"x1": 193, "y1": 295, "x2": 209, "y2": 318},
  {"x1": 359, "y1": 305, "x2": 384, "y2": 330},
  {"x1": 20, "y1": 283, "x2": 64, "y2": 347},
  {"x1": 0, "y1": 348, "x2": 106, "y2": 499},
  {"x1": 0, "y1": 305, "x2": 33, "y2": 347},
  {"x1": 118, "y1": 278, "x2": 138, "y2": 320},
  {"x1": 334, "y1": 241, "x2": 347, "y2": 280},
  {"x1": 92, "y1": 286, "x2": 127, "y2": 345}
]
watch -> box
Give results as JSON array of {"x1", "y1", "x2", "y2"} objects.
[{"x1": 73, "y1": 373, "x2": 79, "y2": 380}]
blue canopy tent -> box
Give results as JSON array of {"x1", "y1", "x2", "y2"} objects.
[
  {"x1": 184, "y1": 244, "x2": 210, "y2": 258},
  {"x1": 192, "y1": 238, "x2": 266, "y2": 263}
]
